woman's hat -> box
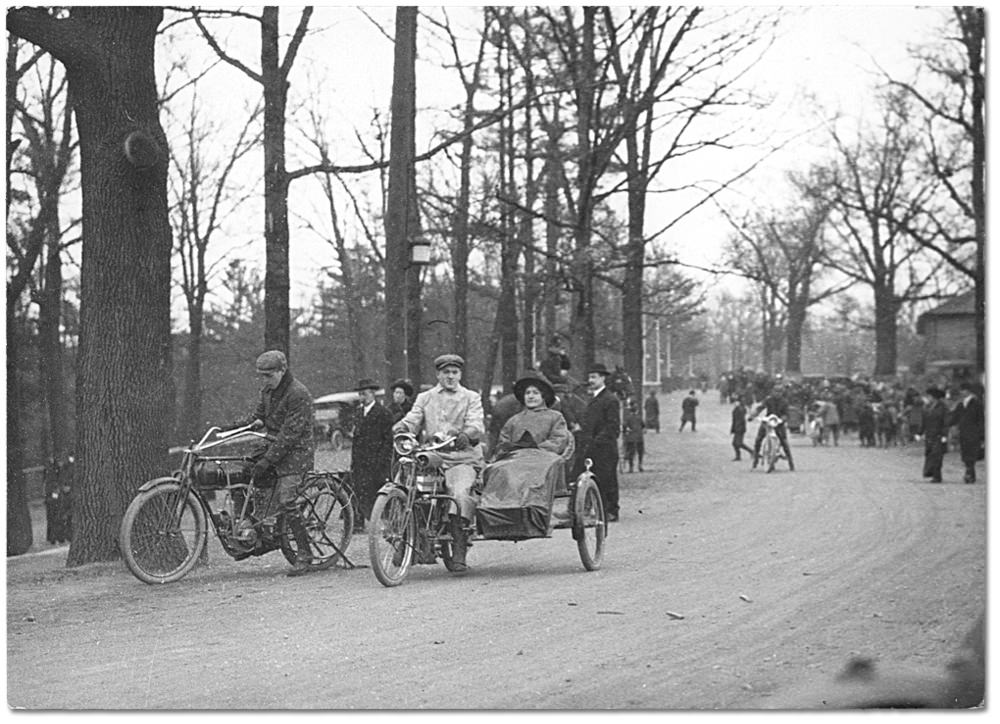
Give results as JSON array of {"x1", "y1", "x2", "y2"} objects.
[
  {"x1": 390, "y1": 378, "x2": 414, "y2": 397},
  {"x1": 513, "y1": 370, "x2": 556, "y2": 407},
  {"x1": 354, "y1": 378, "x2": 380, "y2": 391}
]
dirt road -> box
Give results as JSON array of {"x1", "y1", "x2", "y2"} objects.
[{"x1": 6, "y1": 392, "x2": 986, "y2": 710}]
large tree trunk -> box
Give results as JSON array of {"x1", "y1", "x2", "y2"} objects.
[
  {"x1": 384, "y1": 6, "x2": 418, "y2": 383},
  {"x1": 571, "y1": 7, "x2": 597, "y2": 368},
  {"x1": 6, "y1": 314, "x2": 32, "y2": 555},
  {"x1": 261, "y1": 7, "x2": 290, "y2": 355},
  {"x1": 872, "y1": 284, "x2": 899, "y2": 377},
  {"x1": 9, "y1": 7, "x2": 176, "y2": 564},
  {"x1": 784, "y1": 303, "x2": 807, "y2": 375}
]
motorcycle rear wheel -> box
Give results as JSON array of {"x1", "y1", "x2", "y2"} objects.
[
  {"x1": 119, "y1": 482, "x2": 208, "y2": 584},
  {"x1": 369, "y1": 488, "x2": 414, "y2": 587},
  {"x1": 280, "y1": 475, "x2": 354, "y2": 571},
  {"x1": 574, "y1": 477, "x2": 606, "y2": 571}
]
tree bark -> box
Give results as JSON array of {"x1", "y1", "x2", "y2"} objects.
[
  {"x1": 8, "y1": 6, "x2": 175, "y2": 564},
  {"x1": 384, "y1": 6, "x2": 418, "y2": 383}
]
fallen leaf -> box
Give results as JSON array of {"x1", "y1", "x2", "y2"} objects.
[
  {"x1": 597, "y1": 610, "x2": 624, "y2": 615},
  {"x1": 739, "y1": 594, "x2": 752, "y2": 602},
  {"x1": 666, "y1": 611, "x2": 685, "y2": 620}
]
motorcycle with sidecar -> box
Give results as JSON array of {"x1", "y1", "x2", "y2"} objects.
[{"x1": 368, "y1": 432, "x2": 607, "y2": 587}]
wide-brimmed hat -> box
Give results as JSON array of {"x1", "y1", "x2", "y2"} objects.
[
  {"x1": 926, "y1": 387, "x2": 946, "y2": 399},
  {"x1": 354, "y1": 378, "x2": 380, "y2": 391},
  {"x1": 588, "y1": 362, "x2": 610, "y2": 376},
  {"x1": 434, "y1": 353, "x2": 465, "y2": 371},
  {"x1": 513, "y1": 370, "x2": 556, "y2": 407},
  {"x1": 255, "y1": 350, "x2": 287, "y2": 372},
  {"x1": 390, "y1": 378, "x2": 414, "y2": 397}
]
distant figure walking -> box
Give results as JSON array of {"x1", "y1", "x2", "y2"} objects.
[
  {"x1": 644, "y1": 391, "x2": 660, "y2": 433},
  {"x1": 922, "y1": 387, "x2": 948, "y2": 483},
  {"x1": 730, "y1": 397, "x2": 754, "y2": 461},
  {"x1": 623, "y1": 400, "x2": 645, "y2": 472},
  {"x1": 679, "y1": 390, "x2": 699, "y2": 432},
  {"x1": 950, "y1": 381, "x2": 984, "y2": 484}
]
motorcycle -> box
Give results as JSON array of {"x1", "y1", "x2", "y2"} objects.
[
  {"x1": 759, "y1": 413, "x2": 787, "y2": 473},
  {"x1": 368, "y1": 432, "x2": 606, "y2": 587},
  {"x1": 119, "y1": 425, "x2": 355, "y2": 584}
]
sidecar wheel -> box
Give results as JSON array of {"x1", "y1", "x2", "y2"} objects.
[
  {"x1": 119, "y1": 482, "x2": 208, "y2": 584},
  {"x1": 280, "y1": 475, "x2": 354, "y2": 571},
  {"x1": 573, "y1": 477, "x2": 606, "y2": 571},
  {"x1": 369, "y1": 488, "x2": 414, "y2": 587}
]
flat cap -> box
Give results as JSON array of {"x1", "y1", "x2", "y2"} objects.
[
  {"x1": 255, "y1": 350, "x2": 287, "y2": 372},
  {"x1": 434, "y1": 354, "x2": 465, "y2": 370}
]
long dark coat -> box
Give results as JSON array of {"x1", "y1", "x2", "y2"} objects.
[
  {"x1": 351, "y1": 402, "x2": 395, "y2": 519},
  {"x1": 922, "y1": 399, "x2": 948, "y2": 479},
  {"x1": 572, "y1": 387, "x2": 620, "y2": 517},
  {"x1": 951, "y1": 395, "x2": 985, "y2": 464}
]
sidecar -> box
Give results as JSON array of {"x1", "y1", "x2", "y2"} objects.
[{"x1": 474, "y1": 447, "x2": 606, "y2": 570}]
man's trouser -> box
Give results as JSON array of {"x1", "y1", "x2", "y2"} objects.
[
  {"x1": 444, "y1": 464, "x2": 478, "y2": 520},
  {"x1": 277, "y1": 473, "x2": 311, "y2": 557}
]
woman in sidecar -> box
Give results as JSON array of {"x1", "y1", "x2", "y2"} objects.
[{"x1": 476, "y1": 371, "x2": 575, "y2": 539}]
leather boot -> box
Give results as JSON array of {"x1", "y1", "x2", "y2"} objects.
[
  {"x1": 449, "y1": 515, "x2": 469, "y2": 574},
  {"x1": 286, "y1": 510, "x2": 314, "y2": 577}
]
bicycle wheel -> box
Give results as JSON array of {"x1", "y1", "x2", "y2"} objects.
[
  {"x1": 573, "y1": 477, "x2": 606, "y2": 571},
  {"x1": 368, "y1": 487, "x2": 414, "y2": 587},
  {"x1": 280, "y1": 475, "x2": 353, "y2": 571},
  {"x1": 119, "y1": 482, "x2": 208, "y2": 584}
]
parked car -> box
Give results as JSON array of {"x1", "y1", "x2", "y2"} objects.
[{"x1": 313, "y1": 389, "x2": 385, "y2": 450}]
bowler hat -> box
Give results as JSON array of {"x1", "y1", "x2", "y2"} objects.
[
  {"x1": 434, "y1": 354, "x2": 465, "y2": 371},
  {"x1": 390, "y1": 378, "x2": 414, "y2": 397},
  {"x1": 513, "y1": 370, "x2": 556, "y2": 407},
  {"x1": 354, "y1": 378, "x2": 380, "y2": 391},
  {"x1": 588, "y1": 362, "x2": 610, "y2": 376},
  {"x1": 255, "y1": 350, "x2": 287, "y2": 372}
]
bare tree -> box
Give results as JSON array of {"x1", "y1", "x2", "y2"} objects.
[
  {"x1": 194, "y1": 6, "x2": 313, "y2": 356},
  {"x1": 168, "y1": 89, "x2": 261, "y2": 440},
  {"x1": 886, "y1": 7, "x2": 985, "y2": 373},
  {"x1": 820, "y1": 90, "x2": 946, "y2": 377}
]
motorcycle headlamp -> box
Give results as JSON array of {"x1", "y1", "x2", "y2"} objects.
[{"x1": 394, "y1": 433, "x2": 418, "y2": 457}]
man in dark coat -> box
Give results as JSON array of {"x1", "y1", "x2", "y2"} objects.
[
  {"x1": 644, "y1": 391, "x2": 660, "y2": 433},
  {"x1": 730, "y1": 397, "x2": 754, "y2": 461},
  {"x1": 350, "y1": 378, "x2": 395, "y2": 529},
  {"x1": 571, "y1": 362, "x2": 621, "y2": 522},
  {"x1": 237, "y1": 350, "x2": 316, "y2": 576},
  {"x1": 679, "y1": 390, "x2": 699, "y2": 431},
  {"x1": 950, "y1": 381, "x2": 984, "y2": 484},
  {"x1": 922, "y1": 387, "x2": 948, "y2": 483}
]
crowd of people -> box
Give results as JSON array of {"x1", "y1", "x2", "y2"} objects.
[{"x1": 718, "y1": 368, "x2": 985, "y2": 483}]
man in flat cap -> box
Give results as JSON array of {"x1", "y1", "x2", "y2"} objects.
[
  {"x1": 350, "y1": 378, "x2": 394, "y2": 530},
  {"x1": 393, "y1": 354, "x2": 485, "y2": 573},
  {"x1": 236, "y1": 349, "x2": 317, "y2": 576},
  {"x1": 571, "y1": 362, "x2": 621, "y2": 522}
]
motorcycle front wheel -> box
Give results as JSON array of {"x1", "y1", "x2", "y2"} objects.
[
  {"x1": 764, "y1": 436, "x2": 779, "y2": 473},
  {"x1": 119, "y1": 482, "x2": 208, "y2": 584},
  {"x1": 280, "y1": 475, "x2": 354, "y2": 571},
  {"x1": 369, "y1": 487, "x2": 415, "y2": 587}
]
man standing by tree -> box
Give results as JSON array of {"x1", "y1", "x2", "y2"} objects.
[
  {"x1": 350, "y1": 378, "x2": 394, "y2": 530},
  {"x1": 679, "y1": 390, "x2": 699, "y2": 432},
  {"x1": 237, "y1": 350, "x2": 316, "y2": 576}
]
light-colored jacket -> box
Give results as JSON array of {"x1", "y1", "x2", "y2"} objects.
[{"x1": 395, "y1": 383, "x2": 485, "y2": 468}]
